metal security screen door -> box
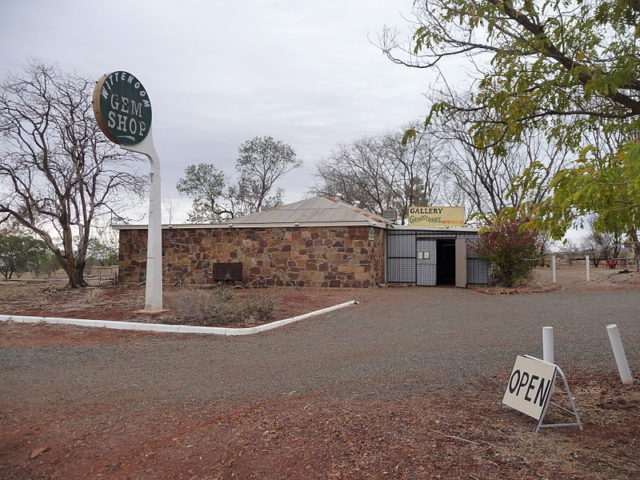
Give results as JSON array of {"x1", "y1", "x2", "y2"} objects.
[{"x1": 416, "y1": 239, "x2": 437, "y2": 286}]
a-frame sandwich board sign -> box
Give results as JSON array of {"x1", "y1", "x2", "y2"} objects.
[{"x1": 502, "y1": 355, "x2": 582, "y2": 432}]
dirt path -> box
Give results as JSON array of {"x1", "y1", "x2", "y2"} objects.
[
  {"x1": 534, "y1": 263, "x2": 640, "y2": 292},
  {"x1": 1, "y1": 281, "x2": 639, "y2": 479}
]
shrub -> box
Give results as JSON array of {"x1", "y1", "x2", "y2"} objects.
[
  {"x1": 221, "y1": 295, "x2": 274, "y2": 324},
  {"x1": 168, "y1": 287, "x2": 274, "y2": 326},
  {"x1": 472, "y1": 214, "x2": 541, "y2": 288}
]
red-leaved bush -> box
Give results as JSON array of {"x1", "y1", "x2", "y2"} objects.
[{"x1": 472, "y1": 216, "x2": 540, "y2": 287}]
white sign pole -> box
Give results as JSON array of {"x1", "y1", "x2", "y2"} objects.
[
  {"x1": 585, "y1": 255, "x2": 591, "y2": 281},
  {"x1": 124, "y1": 130, "x2": 163, "y2": 311},
  {"x1": 543, "y1": 327, "x2": 554, "y2": 364},
  {"x1": 606, "y1": 324, "x2": 633, "y2": 384},
  {"x1": 551, "y1": 255, "x2": 557, "y2": 283}
]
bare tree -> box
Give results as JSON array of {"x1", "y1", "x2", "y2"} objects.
[
  {"x1": 313, "y1": 126, "x2": 444, "y2": 222},
  {"x1": 314, "y1": 135, "x2": 395, "y2": 215},
  {"x1": 434, "y1": 106, "x2": 571, "y2": 219},
  {"x1": 0, "y1": 62, "x2": 144, "y2": 287},
  {"x1": 380, "y1": 127, "x2": 445, "y2": 222}
]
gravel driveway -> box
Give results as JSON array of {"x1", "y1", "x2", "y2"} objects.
[
  {"x1": 2, "y1": 286, "x2": 639, "y2": 480},
  {"x1": 3, "y1": 288, "x2": 638, "y2": 407}
]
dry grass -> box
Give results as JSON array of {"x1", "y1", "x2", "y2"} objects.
[{"x1": 166, "y1": 286, "x2": 274, "y2": 326}]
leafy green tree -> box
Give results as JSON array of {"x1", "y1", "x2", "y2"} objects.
[
  {"x1": 384, "y1": 0, "x2": 640, "y2": 266},
  {"x1": 235, "y1": 136, "x2": 301, "y2": 214},
  {"x1": 386, "y1": 0, "x2": 640, "y2": 146},
  {"x1": 510, "y1": 123, "x2": 640, "y2": 268},
  {"x1": 86, "y1": 238, "x2": 118, "y2": 266},
  {"x1": 535, "y1": 143, "x2": 640, "y2": 267},
  {"x1": 0, "y1": 235, "x2": 49, "y2": 279},
  {"x1": 178, "y1": 137, "x2": 300, "y2": 223},
  {"x1": 176, "y1": 163, "x2": 232, "y2": 223}
]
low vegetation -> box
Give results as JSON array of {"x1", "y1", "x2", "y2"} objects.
[{"x1": 168, "y1": 286, "x2": 274, "y2": 326}]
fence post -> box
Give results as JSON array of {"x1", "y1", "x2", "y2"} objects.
[
  {"x1": 585, "y1": 255, "x2": 591, "y2": 281},
  {"x1": 607, "y1": 324, "x2": 633, "y2": 384},
  {"x1": 551, "y1": 255, "x2": 557, "y2": 283},
  {"x1": 543, "y1": 326, "x2": 554, "y2": 364}
]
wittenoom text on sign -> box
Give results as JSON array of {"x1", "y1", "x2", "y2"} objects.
[
  {"x1": 502, "y1": 355, "x2": 557, "y2": 420},
  {"x1": 93, "y1": 71, "x2": 152, "y2": 146}
]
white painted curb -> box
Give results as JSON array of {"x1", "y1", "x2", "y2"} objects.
[{"x1": 0, "y1": 300, "x2": 358, "y2": 336}]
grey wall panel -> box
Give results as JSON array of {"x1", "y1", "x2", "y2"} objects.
[
  {"x1": 417, "y1": 264, "x2": 437, "y2": 286},
  {"x1": 387, "y1": 258, "x2": 416, "y2": 283},
  {"x1": 468, "y1": 258, "x2": 489, "y2": 284},
  {"x1": 387, "y1": 233, "x2": 416, "y2": 257},
  {"x1": 465, "y1": 236, "x2": 481, "y2": 259}
]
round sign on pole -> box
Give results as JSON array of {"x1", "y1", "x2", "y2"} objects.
[{"x1": 93, "y1": 71, "x2": 152, "y2": 145}]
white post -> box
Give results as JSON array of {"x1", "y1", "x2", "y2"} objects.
[
  {"x1": 551, "y1": 255, "x2": 557, "y2": 283},
  {"x1": 585, "y1": 255, "x2": 591, "y2": 281},
  {"x1": 543, "y1": 326, "x2": 554, "y2": 364},
  {"x1": 607, "y1": 324, "x2": 633, "y2": 384},
  {"x1": 124, "y1": 130, "x2": 163, "y2": 310}
]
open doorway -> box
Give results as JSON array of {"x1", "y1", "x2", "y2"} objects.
[{"x1": 437, "y1": 239, "x2": 456, "y2": 285}]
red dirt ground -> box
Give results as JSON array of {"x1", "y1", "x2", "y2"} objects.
[
  {"x1": 0, "y1": 282, "x2": 380, "y2": 324},
  {"x1": 1, "y1": 368, "x2": 638, "y2": 480},
  {"x1": 1, "y1": 269, "x2": 639, "y2": 479}
]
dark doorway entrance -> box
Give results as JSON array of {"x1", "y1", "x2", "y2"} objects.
[{"x1": 437, "y1": 239, "x2": 456, "y2": 285}]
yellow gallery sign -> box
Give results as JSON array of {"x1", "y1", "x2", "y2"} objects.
[{"x1": 408, "y1": 206, "x2": 465, "y2": 227}]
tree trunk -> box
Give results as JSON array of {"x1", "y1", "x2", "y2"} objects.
[
  {"x1": 68, "y1": 265, "x2": 88, "y2": 288},
  {"x1": 56, "y1": 253, "x2": 88, "y2": 288}
]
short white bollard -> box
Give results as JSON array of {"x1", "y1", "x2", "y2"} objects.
[
  {"x1": 551, "y1": 255, "x2": 557, "y2": 283},
  {"x1": 606, "y1": 324, "x2": 633, "y2": 384},
  {"x1": 543, "y1": 326, "x2": 555, "y2": 364},
  {"x1": 585, "y1": 255, "x2": 591, "y2": 281}
]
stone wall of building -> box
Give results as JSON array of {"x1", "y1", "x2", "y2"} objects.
[{"x1": 118, "y1": 225, "x2": 385, "y2": 287}]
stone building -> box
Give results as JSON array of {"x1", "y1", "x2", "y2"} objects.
[
  {"x1": 115, "y1": 196, "x2": 388, "y2": 288},
  {"x1": 115, "y1": 196, "x2": 488, "y2": 288}
]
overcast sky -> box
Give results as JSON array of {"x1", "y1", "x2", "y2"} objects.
[{"x1": 0, "y1": 0, "x2": 440, "y2": 223}]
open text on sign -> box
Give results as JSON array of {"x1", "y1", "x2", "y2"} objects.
[{"x1": 502, "y1": 355, "x2": 557, "y2": 420}]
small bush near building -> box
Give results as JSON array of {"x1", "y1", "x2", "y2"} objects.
[
  {"x1": 472, "y1": 215, "x2": 540, "y2": 288},
  {"x1": 168, "y1": 287, "x2": 274, "y2": 326}
]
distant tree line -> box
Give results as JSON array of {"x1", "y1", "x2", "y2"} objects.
[{"x1": 0, "y1": 228, "x2": 117, "y2": 280}]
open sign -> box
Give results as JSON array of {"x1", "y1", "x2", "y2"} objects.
[{"x1": 502, "y1": 355, "x2": 557, "y2": 420}]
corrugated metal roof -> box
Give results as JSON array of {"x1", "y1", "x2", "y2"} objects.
[
  {"x1": 111, "y1": 196, "x2": 477, "y2": 231},
  {"x1": 391, "y1": 224, "x2": 480, "y2": 233},
  {"x1": 226, "y1": 196, "x2": 392, "y2": 226},
  {"x1": 111, "y1": 221, "x2": 388, "y2": 231}
]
